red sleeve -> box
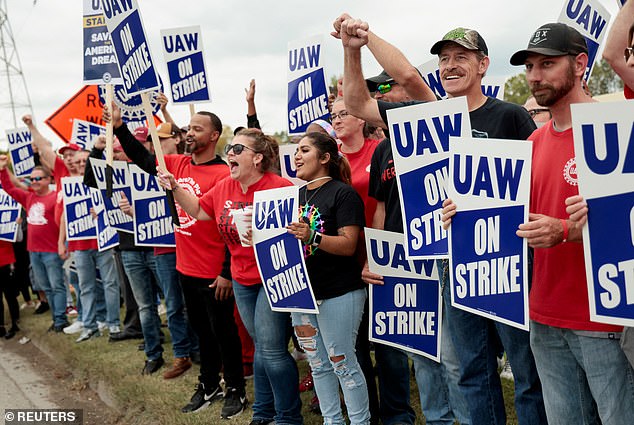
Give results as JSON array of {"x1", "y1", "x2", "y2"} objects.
[
  {"x1": 625, "y1": 84, "x2": 634, "y2": 100},
  {"x1": 0, "y1": 169, "x2": 28, "y2": 206}
]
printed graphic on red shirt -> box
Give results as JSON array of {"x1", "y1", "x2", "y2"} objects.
[
  {"x1": 218, "y1": 200, "x2": 251, "y2": 246},
  {"x1": 27, "y1": 202, "x2": 48, "y2": 225},
  {"x1": 175, "y1": 177, "x2": 202, "y2": 233},
  {"x1": 563, "y1": 157, "x2": 578, "y2": 186}
]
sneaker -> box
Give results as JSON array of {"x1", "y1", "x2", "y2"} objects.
[
  {"x1": 5, "y1": 325, "x2": 19, "y2": 340},
  {"x1": 20, "y1": 301, "x2": 35, "y2": 310},
  {"x1": 48, "y1": 321, "x2": 71, "y2": 333},
  {"x1": 500, "y1": 359, "x2": 514, "y2": 381},
  {"x1": 76, "y1": 328, "x2": 100, "y2": 343},
  {"x1": 181, "y1": 382, "x2": 224, "y2": 413},
  {"x1": 248, "y1": 420, "x2": 275, "y2": 425},
  {"x1": 65, "y1": 306, "x2": 78, "y2": 317},
  {"x1": 34, "y1": 302, "x2": 50, "y2": 315},
  {"x1": 97, "y1": 321, "x2": 107, "y2": 331},
  {"x1": 221, "y1": 387, "x2": 248, "y2": 419},
  {"x1": 163, "y1": 357, "x2": 192, "y2": 379},
  {"x1": 108, "y1": 325, "x2": 121, "y2": 334},
  {"x1": 141, "y1": 357, "x2": 165, "y2": 375},
  {"x1": 63, "y1": 321, "x2": 84, "y2": 335}
]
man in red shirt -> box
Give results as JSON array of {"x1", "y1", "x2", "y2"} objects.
[
  {"x1": 0, "y1": 156, "x2": 68, "y2": 332},
  {"x1": 512, "y1": 22, "x2": 634, "y2": 423}
]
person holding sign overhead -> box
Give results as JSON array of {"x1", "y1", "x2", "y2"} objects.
[
  {"x1": 286, "y1": 132, "x2": 369, "y2": 425},
  {"x1": 509, "y1": 23, "x2": 634, "y2": 424},
  {"x1": 157, "y1": 129, "x2": 302, "y2": 424}
]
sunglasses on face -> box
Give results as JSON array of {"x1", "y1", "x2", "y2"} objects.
[
  {"x1": 330, "y1": 111, "x2": 350, "y2": 121},
  {"x1": 30, "y1": 176, "x2": 48, "y2": 182},
  {"x1": 376, "y1": 82, "x2": 397, "y2": 94},
  {"x1": 625, "y1": 47, "x2": 634, "y2": 61},
  {"x1": 528, "y1": 108, "x2": 551, "y2": 118},
  {"x1": 224, "y1": 143, "x2": 256, "y2": 155}
]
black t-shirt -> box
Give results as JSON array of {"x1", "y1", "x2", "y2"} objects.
[
  {"x1": 299, "y1": 179, "x2": 365, "y2": 300},
  {"x1": 372, "y1": 98, "x2": 536, "y2": 231}
]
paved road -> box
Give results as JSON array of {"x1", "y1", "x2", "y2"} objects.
[{"x1": 0, "y1": 342, "x2": 59, "y2": 410}]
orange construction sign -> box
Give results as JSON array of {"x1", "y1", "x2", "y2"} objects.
[{"x1": 45, "y1": 85, "x2": 161, "y2": 144}]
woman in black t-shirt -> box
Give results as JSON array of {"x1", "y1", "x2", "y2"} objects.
[{"x1": 287, "y1": 132, "x2": 370, "y2": 425}]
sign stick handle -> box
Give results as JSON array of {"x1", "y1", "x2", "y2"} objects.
[
  {"x1": 105, "y1": 84, "x2": 114, "y2": 198},
  {"x1": 141, "y1": 92, "x2": 180, "y2": 227},
  {"x1": 189, "y1": 104, "x2": 195, "y2": 117}
]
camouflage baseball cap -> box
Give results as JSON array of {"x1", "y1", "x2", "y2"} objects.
[{"x1": 430, "y1": 27, "x2": 488, "y2": 56}]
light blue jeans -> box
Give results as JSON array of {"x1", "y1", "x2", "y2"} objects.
[
  {"x1": 30, "y1": 251, "x2": 66, "y2": 327},
  {"x1": 292, "y1": 288, "x2": 370, "y2": 425},
  {"x1": 74, "y1": 249, "x2": 120, "y2": 330},
  {"x1": 121, "y1": 250, "x2": 162, "y2": 361},
  {"x1": 411, "y1": 309, "x2": 470, "y2": 425},
  {"x1": 530, "y1": 321, "x2": 634, "y2": 425},
  {"x1": 233, "y1": 281, "x2": 302, "y2": 425}
]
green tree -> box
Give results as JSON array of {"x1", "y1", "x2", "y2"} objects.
[
  {"x1": 587, "y1": 59, "x2": 623, "y2": 96},
  {"x1": 504, "y1": 71, "x2": 530, "y2": 105},
  {"x1": 215, "y1": 124, "x2": 233, "y2": 156}
]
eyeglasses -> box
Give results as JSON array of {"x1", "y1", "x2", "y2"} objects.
[
  {"x1": 30, "y1": 176, "x2": 48, "y2": 182},
  {"x1": 527, "y1": 108, "x2": 551, "y2": 118},
  {"x1": 330, "y1": 111, "x2": 350, "y2": 121},
  {"x1": 224, "y1": 143, "x2": 257, "y2": 155},
  {"x1": 625, "y1": 47, "x2": 634, "y2": 61},
  {"x1": 376, "y1": 82, "x2": 397, "y2": 94}
]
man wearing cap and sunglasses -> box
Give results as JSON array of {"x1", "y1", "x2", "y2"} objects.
[
  {"x1": 335, "y1": 14, "x2": 545, "y2": 425},
  {"x1": 510, "y1": 23, "x2": 634, "y2": 425}
]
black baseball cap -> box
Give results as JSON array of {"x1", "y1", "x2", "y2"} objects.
[
  {"x1": 430, "y1": 27, "x2": 488, "y2": 56},
  {"x1": 366, "y1": 70, "x2": 395, "y2": 93},
  {"x1": 510, "y1": 23, "x2": 588, "y2": 65}
]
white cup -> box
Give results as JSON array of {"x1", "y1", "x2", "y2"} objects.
[{"x1": 231, "y1": 206, "x2": 253, "y2": 247}]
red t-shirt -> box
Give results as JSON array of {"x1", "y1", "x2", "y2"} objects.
[
  {"x1": 340, "y1": 138, "x2": 378, "y2": 227},
  {"x1": 625, "y1": 84, "x2": 633, "y2": 100},
  {"x1": 1, "y1": 169, "x2": 59, "y2": 253},
  {"x1": 199, "y1": 172, "x2": 293, "y2": 285},
  {"x1": 68, "y1": 239, "x2": 98, "y2": 252},
  {"x1": 53, "y1": 156, "x2": 70, "y2": 191},
  {"x1": 0, "y1": 241, "x2": 15, "y2": 267},
  {"x1": 528, "y1": 123, "x2": 621, "y2": 332},
  {"x1": 165, "y1": 154, "x2": 229, "y2": 279}
]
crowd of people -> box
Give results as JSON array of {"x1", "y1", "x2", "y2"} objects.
[{"x1": 1, "y1": 6, "x2": 634, "y2": 425}]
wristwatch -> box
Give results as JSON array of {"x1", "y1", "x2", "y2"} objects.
[{"x1": 311, "y1": 232, "x2": 323, "y2": 247}]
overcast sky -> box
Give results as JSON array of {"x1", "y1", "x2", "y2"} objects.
[{"x1": 0, "y1": 0, "x2": 621, "y2": 150}]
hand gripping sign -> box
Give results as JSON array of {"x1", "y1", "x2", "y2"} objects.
[
  {"x1": 365, "y1": 228, "x2": 442, "y2": 361},
  {"x1": 253, "y1": 186, "x2": 318, "y2": 313},
  {"x1": 129, "y1": 164, "x2": 175, "y2": 247},
  {"x1": 71, "y1": 119, "x2": 106, "y2": 151},
  {"x1": 448, "y1": 137, "x2": 532, "y2": 330},
  {"x1": 386, "y1": 97, "x2": 471, "y2": 259},
  {"x1": 6, "y1": 127, "x2": 35, "y2": 178},
  {"x1": 83, "y1": 0, "x2": 122, "y2": 85},
  {"x1": 61, "y1": 176, "x2": 97, "y2": 241},
  {"x1": 161, "y1": 26, "x2": 211, "y2": 104},
  {"x1": 89, "y1": 158, "x2": 134, "y2": 233},
  {"x1": 90, "y1": 187, "x2": 119, "y2": 251},
  {"x1": 0, "y1": 189, "x2": 21, "y2": 242},
  {"x1": 558, "y1": 0, "x2": 611, "y2": 81},
  {"x1": 287, "y1": 35, "x2": 330, "y2": 135},
  {"x1": 572, "y1": 100, "x2": 634, "y2": 327}
]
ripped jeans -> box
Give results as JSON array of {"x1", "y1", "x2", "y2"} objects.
[{"x1": 292, "y1": 288, "x2": 370, "y2": 425}]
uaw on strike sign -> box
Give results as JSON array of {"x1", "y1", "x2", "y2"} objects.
[{"x1": 572, "y1": 100, "x2": 634, "y2": 327}]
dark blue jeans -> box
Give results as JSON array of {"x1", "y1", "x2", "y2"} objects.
[{"x1": 440, "y1": 260, "x2": 546, "y2": 425}]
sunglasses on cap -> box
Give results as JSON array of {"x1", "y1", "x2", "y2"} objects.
[
  {"x1": 376, "y1": 82, "x2": 397, "y2": 94},
  {"x1": 224, "y1": 143, "x2": 257, "y2": 155},
  {"x1": 527, "y1": 108, "x2": 551, "y2": 118}
]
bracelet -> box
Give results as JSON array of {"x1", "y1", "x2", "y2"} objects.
[{"x1": 560, "y1": 219, "x2": 568, "y2": 243}]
